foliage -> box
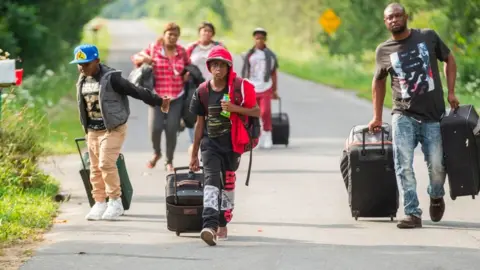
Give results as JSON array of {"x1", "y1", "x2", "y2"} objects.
[
  {"x1": 0, "y1": 50, "x2": 59, "y2": 246},
  {"x1": 0, "y1": 0, "x2": 109, "y2": 73},
  {"x1": 105, "y1": 0, "x2": 480, "y2": 101}
]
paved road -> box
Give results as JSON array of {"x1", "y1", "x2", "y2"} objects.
[{"x1": 22, "y1": 19, "x2": 480, "y2": 270}]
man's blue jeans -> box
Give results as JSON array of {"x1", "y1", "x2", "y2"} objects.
[{"x1": 392, "y1": 114, "x2": 446, "y2": 218}]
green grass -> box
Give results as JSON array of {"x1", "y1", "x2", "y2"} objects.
[
  {"x1": 0, "y1": 105, "x2": 61, "y2": 247},
  {"x1": 0, "y1": 178, "x2": 59, "y2": 244}
]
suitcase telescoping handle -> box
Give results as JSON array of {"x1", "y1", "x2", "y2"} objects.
[
  {"x1": 172, "y1": 166, "x2": 204, "y2": 205},
  {"x1": 360, "y1": 127, "x2": 386, "y2": 156},
  {"x1": 274, "y1": 97, "x2": 284, "y2": 122},
  {"x1": 173, "y1": 166, "x2": 204, "y2": 174},
  {"x1": 75, "y1": 137, "x2": 88, "y2": 171}
]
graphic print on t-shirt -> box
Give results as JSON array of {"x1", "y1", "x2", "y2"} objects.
[
  {"x1": 82, "y1": 77, "x2": 105, "y2": 130},
  {"x1": 207, "y1": 99, "x2": 231, "y2": 138},
  {"x1": 248, "y1": 49, "x2": 273, "y2": 92},
  {"x1": 389, "y1": 42, "x2": 434, "y2": 99},
  {"x1": 250, "y1": 52, "x2": 266, "y2": 82}
]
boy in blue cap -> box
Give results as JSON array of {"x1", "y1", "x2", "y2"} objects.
[{"x1": 71, "y1": 44, "x2": 170, "y2": 220}]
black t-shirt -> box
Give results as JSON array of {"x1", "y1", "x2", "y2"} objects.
[
  {"x1": 374, "y1": 28, "x2": 451, "y2": 122},
  {"x1": 189, "y1": 82, "x2": 232, "y2": 153},
  {"x1": 81, "y1": 72, "x2": 106, "y2": 130}
]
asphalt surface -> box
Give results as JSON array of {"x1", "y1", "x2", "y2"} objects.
[{"x1": 22, "y1": 19, "x2": 480, "y2": 270}]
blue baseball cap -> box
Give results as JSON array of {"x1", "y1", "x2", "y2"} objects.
[{"x1": 70, "y1": 44, "x2": 99, "y2": 64}]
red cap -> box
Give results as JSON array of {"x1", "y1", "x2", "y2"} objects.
[{"x1": 206, "y1": 45, "x2": 233, "y2": 70}]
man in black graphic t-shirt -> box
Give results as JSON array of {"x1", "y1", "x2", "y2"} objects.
[{"x1": 368, "y1": 3, "x2": 459, "y2": 229}]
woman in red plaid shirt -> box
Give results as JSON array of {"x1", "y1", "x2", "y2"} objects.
[{"x1": 132, "y1": 22, "x2": 191, "y2": 172}]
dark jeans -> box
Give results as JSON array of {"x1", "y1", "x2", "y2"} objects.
[
  {"x1": 148, "y1": 98, "x2": 183, "y2": 164},
  {"x1": 201, "y1": 149, "x2": 240, "y2": 230}
]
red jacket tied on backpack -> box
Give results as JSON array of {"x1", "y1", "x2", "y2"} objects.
[{"x1": 204, "y1": 46, "x2": 257, "y2": 155}]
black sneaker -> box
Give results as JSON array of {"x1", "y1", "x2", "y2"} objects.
[
  {"x1": 397, "y1": 215, "x2": 422, "y2": 229},
  {"x1": 429, "y1": 197, "x2": 445, "y2": 222}
]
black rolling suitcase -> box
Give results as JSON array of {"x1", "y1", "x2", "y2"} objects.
[
  {"x1": 165, "y1": 166, "x2": 204, "y2": 236},
  {"x1": 75, "y1": 137, "x2": 134, "y2": 211},
  {"x1": 340, "y1": 124, "x2": 399, "y2": 221},
  {"x1": 271, "y1": 98, "x2": 290, "y2": 146},
  {"x1": 440, "y1": 105, "x2": 480, "y2": 200}
]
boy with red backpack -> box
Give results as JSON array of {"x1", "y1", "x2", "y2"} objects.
[{"x1": 189, "y1": 46, "x2": 260, "y2": 246}]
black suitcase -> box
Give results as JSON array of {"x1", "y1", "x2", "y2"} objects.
[
  {"x1": 340, "y1": 124, "x2": 399, "y2": 221},
  {"x1": 75, "y1": 137, "x2": 134, "y2": 211},
  {"x1": 440, "y1": 104, "x2": 480, "y2": 200},
  {"x1": 165, "y1": 166, "x2": 204, "y2": 236},
  {"x1": 271, "y1": 98, "x2": 290, "y2": 146}
]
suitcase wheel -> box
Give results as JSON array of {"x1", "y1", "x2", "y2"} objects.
[
  {"x1": 353, "y1": 210, "x2": 359, "y2": 221},
  {"x1": 472, "y1": 195, "x2": 476, "y2": 199},
  {"x1": 451, "y1": 195, "x2": 457, "y2": 201},
  {"x1": 176, "y1": 231, "x2": 181, "y2": 236},
  {"x1": 390, "y1": 216, "x2": 394, "y2": 222}
]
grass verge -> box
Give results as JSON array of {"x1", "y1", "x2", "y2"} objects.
[{"x1": 0, "y1": 17, "x2": 111, "y2": 268}]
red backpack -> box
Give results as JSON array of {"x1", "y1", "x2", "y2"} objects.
[{"x1": 198, "y1": 78, "x2": 261, "y2": 186}]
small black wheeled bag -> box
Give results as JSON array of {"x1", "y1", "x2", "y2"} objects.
[
  {"x1": 340, "y1": 123, "x2": 399, "y2": 221},
  {"x1": 165, "y1": 166, "x2": 204, "y2": 236},
  {"x1": 440, "y1": 104, "x2": 480, "y2": 200},
  {"x1": 271, "y1": 97, "x2": 290, "y2": 146}
]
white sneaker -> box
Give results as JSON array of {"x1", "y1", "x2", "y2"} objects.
[
  {"x1": 101, "y1": 198, "x2": 124, "y2": 220},
  {"x1": 262, "y1": 131, "x2": 273, "y2": 149},
  {"x1": 85, "y1": 202, "x2": 107, "y2": 221}
]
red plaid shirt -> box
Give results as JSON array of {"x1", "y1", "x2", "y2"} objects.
[{"x1": 133, "y1": 42, "x2": 190, "y2": 99}]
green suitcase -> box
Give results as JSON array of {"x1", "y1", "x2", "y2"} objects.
[{"x1": 75, "y1": 137, "x2": 134, "y2": 211}]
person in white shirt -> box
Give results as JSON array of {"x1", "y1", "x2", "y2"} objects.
[
  {"x1": 185, "y1": 22, "x2": 226, "y2": 154},
  {"x1": 241, "y1": 27, "x2": 279, "y2": 149}
]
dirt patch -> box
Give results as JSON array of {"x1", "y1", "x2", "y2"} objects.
[{"x1": 0, "y1": 236, "x2": 44, "y2": 270}]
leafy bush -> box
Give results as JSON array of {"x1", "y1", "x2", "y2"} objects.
[
  {"x1": 0, "y1": 50, "x2": 60, "y2": 245},
  {"x1": 455, "y1": 31, "x2": 480, "y2": 97},
  {"x1": 0, "y1": 103, "x2": 60, "y2": 244}
]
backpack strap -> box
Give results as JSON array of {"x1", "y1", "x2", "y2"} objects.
[
  {"x1": 185, "y1": 41, "x2": 199, "y2": 58},
  {"x1": 179, "y1": 46, "x2": 190, "y2": 66},
  {"x1": 197, "y1": 81, "x2": 210, "y2": 115}
]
